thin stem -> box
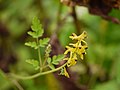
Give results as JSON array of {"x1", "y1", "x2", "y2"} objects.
[
  {"x1": 41, "y1": 64, "x2": 49, "y2": 70},
  {"x1": 0, "y1": 69, "x2": 23, "y2": 90},
  {"x1": 42, "y1": 58, "x2": 48, "y2": 68},
  {"x1": 36, "y1": 38, "x2": 42, "y2": 72},
  {"x1": 10, "y1": 62, "x2": 67, "y2": 80},
  {"x1": 42, "y1": 50, "x2": 49, "y2": 67},
  {"x1": 71, "y1": 7, "x2": 81, "y2": 34},
  {"x1": 11, "y1": 79, "x2": 24, "y2": 90}
]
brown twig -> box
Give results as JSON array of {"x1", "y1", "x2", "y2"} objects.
[{"x1": 71, "y1": 6, "x2": 81, "y2": 34}]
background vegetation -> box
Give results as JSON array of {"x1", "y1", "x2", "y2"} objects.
[{"x1": 0, "y1": 0, "x2": 120, "y2": 90}]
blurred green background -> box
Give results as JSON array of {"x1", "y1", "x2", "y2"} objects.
[{"x1": 0, "y1": 0, "x2": 120, "y2": 90}]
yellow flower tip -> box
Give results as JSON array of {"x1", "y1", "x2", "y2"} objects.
[
  {"x1": 80, "y1": 54, "x2": 84, "y2": 60},
  {"x1": 72, "y1": 33, "x2": 77, "y2": 36},
  {"x1": 69, "y1": 33, "x2": 77, "y2": 40},
  {"x1": 67, "y1": 61, "x2": 77, "y2": 67},
  {"x1": 84, "y1": 45, "x2": 88, "y2": 49},
  {"x1": 64, "y1": 46, "x2": 71, "y2": 54},
  {"x1": 69, "y1": 43, "x2": 77, "y2": 47},
  {"x1": 63, "y1": 58, "x2": 69, "y2": 61},
  {"x1": 64, "y1": 50, "x2": 68, "y2": 55},
  {"x1": 67, "y1": 56, "x2": 77, "y2": 67},
  {"x1": 64, "y1": 67, "x2": 70, "y2": 78},
  {"x1": 69, "y1": 31, "x2": 87, "y2": 41},
  {"x1": 82, "y1": 31, "x2": 87, "y2": 38}
]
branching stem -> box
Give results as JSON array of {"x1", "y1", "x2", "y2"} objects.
[
  {"x1": 36, "y1": 38, "x2": 42, "y2": 72},
  {"x1": 10, "y1": 62, "x2": 67, "y2": 80}
]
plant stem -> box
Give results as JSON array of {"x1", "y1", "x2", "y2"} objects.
[
  {"x1": 10, "y1": 62, "x2": 67, "y2": 80},
  {"x1": 42, "y1": 56, "x2": 48, "y2": 67},
  {"x1": 11, "y1": 79, "x2": 24, "y2": 90},
  {"x1": 0, "y1": 69, "x2": 24, "y2": 90},
  {"x1": 36, "y1": 38, "x2": 42, "y2": 72},
  {"x1": 71, "y1": 7, "x2": 81, "y2": 34}
]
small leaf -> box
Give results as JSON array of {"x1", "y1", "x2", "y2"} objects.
[
  {"x1": 48, "y1": 64, "x2": 55, "y2": 70},
  {"x1": 39, "y1": 38, "x2": 50, "y2": 47},
  {"x1": 31, "y1": 17, "x2": 40, "y2": 31},
  {"x1": 59, "y1": 68, "x2": 64, "y2": 75},
  {"x1": 25, "y1": 41, "x2": 38, "y2": 49},
  {"x1": 27, "y1": 31, "x2": 40, "y2": 38},
  {"x1": 52, "y1": 54, "x2": 65, "y2": 65},
  {"x1": 47, "y1": 58, "x2": 52, "y2": 64},
  {"x1": 26, "y1": 59, "x2": 39, "y2": 70},
  {"x1": 29, "y1": 16, "x2": 44, "y2": 38}
]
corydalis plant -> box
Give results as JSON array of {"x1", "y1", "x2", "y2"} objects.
[
  {"x1": 10, "y1": 17, "x2": 88, "y2": 79},
  {"x1": 25, "y1": 17, "x2": 65, "y2": 72},
  {"x1": 60, "y1": 31, "x2": 88, "y2": 78}
]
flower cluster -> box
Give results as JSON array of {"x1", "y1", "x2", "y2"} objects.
[{"x1": 62, "y1": 31, "x2": 88, "y2": 78}]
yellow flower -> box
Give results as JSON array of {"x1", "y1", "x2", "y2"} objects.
[
  {"x1": 69, "y1": 31, "x2": 87, "y2": 41},
  {"x1": 76, "y1": 45, "x2": 88, "y2": 60},
  {"x1": 63, "y1": 67, "x2": 70, "y2": 78},
  {"x1": 64, "y1": 31, "x2": 88, "y2": 67},
  {"x1": 64, "y1": 46, "x2": 74, "y2": 55},
  {"x1": 61, "y1": 31, "x2": 88, "y2": 78},
  {"x1": 67, "y1": 53, "x2": 77, "y2": 67}
]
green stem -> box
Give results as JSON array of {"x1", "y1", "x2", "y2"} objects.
[
  {"x1": 37, "y1": 38, "x2": 42, "y2": 72},
  {"x1": 43, "y1": 57, "x2": 47, "y2": 67},
  {"x1": 11, "y1": 79, "x2": 24, "y2": 90},
  {"x1": 41, "y1": 64, "x2": 49, "y2": 70},
  {"x1": 0, "y1": 69, "x2": 23, "y2": 90},
  {"x1": 10, "y1": 62, "x2": 67, "y2": 80}
]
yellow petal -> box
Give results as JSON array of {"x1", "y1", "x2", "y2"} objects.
[
  {"x1": 64, "y1": 67, "x2": 70, "y2": 78},
  {"x1": 63, "y1": 58, "x2": 69, "y2": 61},
  {"x1": 80, "y1": 54, "x2": 84, "y2": 60},
  {"x1": 67, "y1": 58, "x2": 77, "y2": 67}
]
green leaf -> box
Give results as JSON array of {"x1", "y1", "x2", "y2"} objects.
[
  {"x1": 52, "y1": 54, "x2": 65, "y2": 65},
  {"x1": 48, "y1": 64, "x2": 55, "y2": 70},
  {"x1": 47, "y1": 58, "x2": 55, "y2": 70},
  {"x1": 29, "y1": 16, "x2": 44, "y2": 38},
  {"x1": 25, "y1": 41, "x2": 38, "y2": 49},
  {"x1": 26, "y1": 59, "x2": 39, "y2": 70},
  {"x1": 59, "y1": 68, "x2": 64, "y2": 75},
  {"x1": 39, "y1": 38, "x2": 50, "y2": 47},
  {"x1": 31, "y1": 17, "x2": 40, "y2": 31},
  {"x1": 47, "y1": 58, "x2": 52, "y2": 64},
  {"x1": 27, "y1": 31, "x2": 41, "y2": 38}
]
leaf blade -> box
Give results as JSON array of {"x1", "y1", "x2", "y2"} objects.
[
  {"x1": 39, "y1": 38, "x2": 50, "y2": 47},
  {"x1": 26, "y1": 59, "x2": 39, "y2": 70},
  {"x1": 25, "y1": 41, "x2": 38, "y2": 49}
]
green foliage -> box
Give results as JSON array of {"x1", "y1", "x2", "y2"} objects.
[
  {"x1": 26, "y1": 59, "x2": 39, "y2": 70},
  {"x1": 52, "y1": 54, "x2": 65, "y2": 65},
  {"x1": 39, "y1": 38, "x2": 50, "y2": 47},
  {"x1": 48, "y1": 54, "x2": 65, "y2": 65},
  {"x1": 24, "y1": 16, "x2": 65, "y2": 73},
  {"x1": 47, "y1": 58, "x2": 55, "y2": 70},
  {"x1": 28, "y1": 16, "x2": 44, "y2": 38},
  {"x1": 25, "y1": 17, "x2": 50, "y2": 50},
  {"x1": 25, "y1": 16, "x2": 50, "y2": 71},
  {"x1": 59, "y1": 68, "x2": 64, "y2": 75},
  {"x1": 25, "y1": 41, "x2": 38, "y2": 49},
  {"x1": 47, "y1": 54, "x2": 65, "y2": 69}
]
